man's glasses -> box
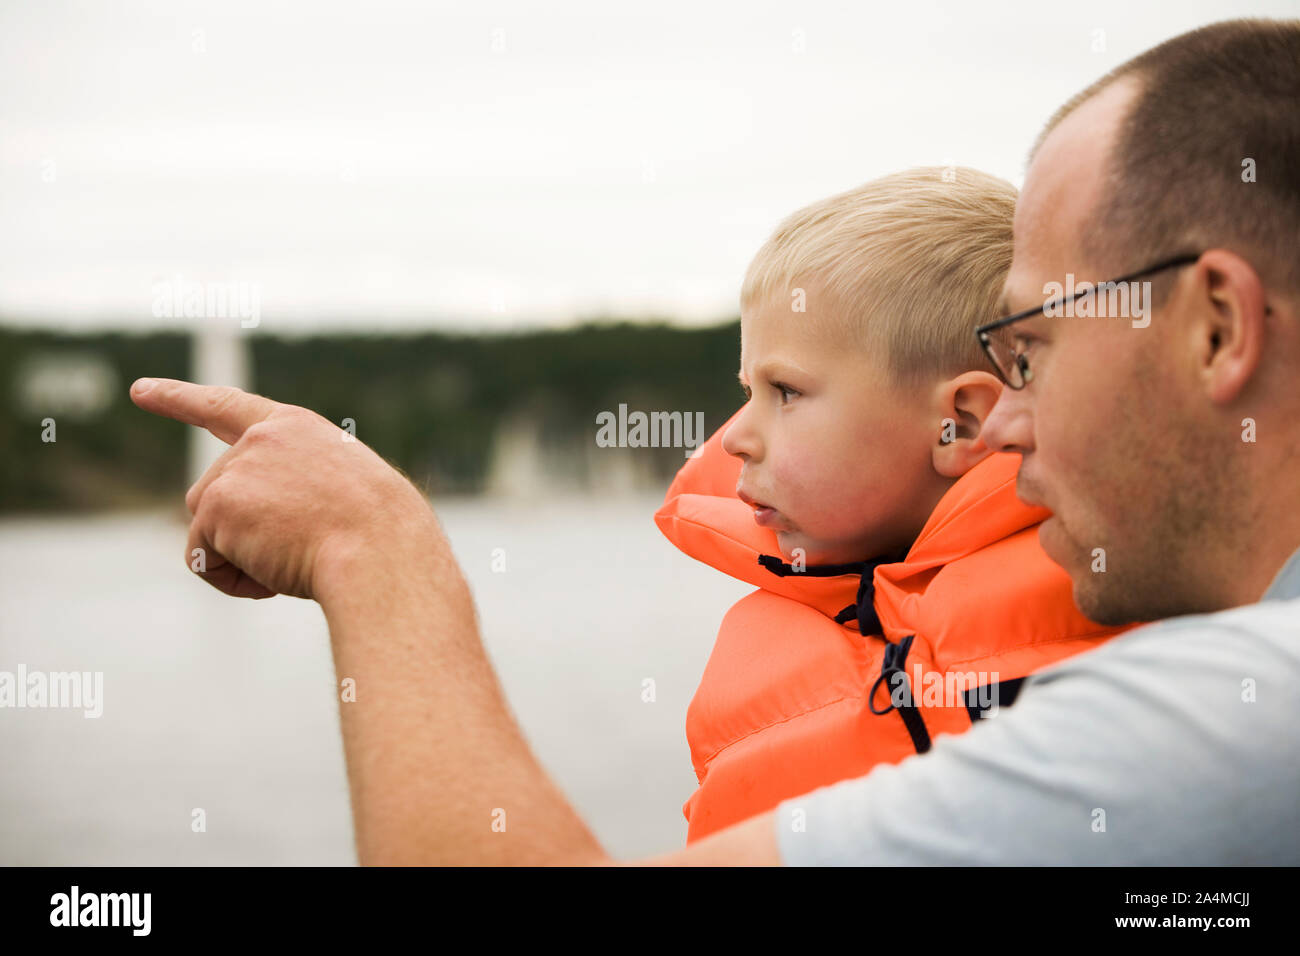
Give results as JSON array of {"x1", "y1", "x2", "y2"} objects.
[{"x1": 976, "y1": 253, "x2": 1202, "y2": 389}]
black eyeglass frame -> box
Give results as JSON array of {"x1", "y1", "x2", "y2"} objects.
[{"x1": 976, "y1": 252, "x2": 1202, "y2": 388}]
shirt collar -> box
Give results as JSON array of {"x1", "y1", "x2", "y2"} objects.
[{"x1": 1262, "y1": 546, "x2": 1300, "y2": 601}]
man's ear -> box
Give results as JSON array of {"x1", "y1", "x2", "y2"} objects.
[
  {"x1": 931, "y1": 371, "x2": 1004, "y2": 478},
  {"x1": 1191, "y1": 249, "x2": 1268, "y2": 405}
]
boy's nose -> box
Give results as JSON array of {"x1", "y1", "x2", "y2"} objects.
[
  {"x1": 981, "y1": 386, "x2": 1035, "y2": 455},
  {"x1": 721, "y1": 404, "x2": 761, "y2": 461}
]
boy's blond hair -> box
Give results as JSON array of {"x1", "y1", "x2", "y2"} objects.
[{"x1": 740, "y1": 166, "x2": 1017, "y2": 387}]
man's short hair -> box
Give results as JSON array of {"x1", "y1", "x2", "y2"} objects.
[
  {"x1": 740, "y1": 166, "x2": 1017, "y2": 387},
  {"x1": 1033, "y1": 18, "x2": 1300, "y2": 296}
]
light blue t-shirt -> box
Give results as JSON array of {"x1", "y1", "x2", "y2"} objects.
[{"x1": 775, "y1": 548, "x2": 1300, "y2": 865}]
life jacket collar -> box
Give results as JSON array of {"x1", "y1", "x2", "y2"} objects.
[{"x1": 756, "y1": 549, "x2": 907, "y2": 636}]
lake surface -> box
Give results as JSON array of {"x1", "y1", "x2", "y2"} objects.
[{"x1": 0, "y1": 493, "x2": 751, "y2": 864}]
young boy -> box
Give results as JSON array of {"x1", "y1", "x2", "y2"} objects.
[{"x1": 655, "y1": 167, "x2": 1129, "y2": 842}]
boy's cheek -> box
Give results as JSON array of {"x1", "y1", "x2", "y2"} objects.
[{"x1": 769, "y1": 440, "x2": 823, "y2": 498}]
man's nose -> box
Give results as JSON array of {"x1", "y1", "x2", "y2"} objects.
[
  {"x1": 981, "y1": 386, "x2": 1035, "y2": 455},
  {"x1": 721, "y1": 403, "x2": 761, "y2": 460}
]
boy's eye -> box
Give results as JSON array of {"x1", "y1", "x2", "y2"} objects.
[
  {"x1": 772, "y1": 381, "x2": 799, "y2": 403},
  {"x1": 737, "y1": 378, "x2": 798, "y2": 403}
]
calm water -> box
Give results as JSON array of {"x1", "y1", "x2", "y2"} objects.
[{"x1": 0, "y1": 493, "x2": 750, "y2": 864}]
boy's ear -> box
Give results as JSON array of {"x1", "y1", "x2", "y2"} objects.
[{"x1": 930, "y1": 371, "x2": 1004, "y2": 478}]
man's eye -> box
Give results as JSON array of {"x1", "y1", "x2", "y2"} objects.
[{"x1": 772, "y1": 382, "x2": 798, "y2": 403}]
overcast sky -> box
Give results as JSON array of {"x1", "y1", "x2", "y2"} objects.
[{"x1": 1, "y1": 0, "x2": 1294, "y2": 333}]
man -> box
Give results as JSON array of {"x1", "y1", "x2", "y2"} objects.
[{"x1": 131, "y1": 17, "x2": 1300, "y2": 864}]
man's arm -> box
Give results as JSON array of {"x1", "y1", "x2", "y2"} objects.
[
  {"x1": 317, "y1": 522, "x2": 609, "y2": 864},
  {"x1": 130, "y1": 378, "x2": 782, "y2": 865},
  {"x1": 317, "y1": 514, "x2": 782, "y2": 865}
]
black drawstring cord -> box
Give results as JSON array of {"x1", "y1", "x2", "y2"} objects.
[
  {"x1": 867, "y1": 634, "x2": 932, "y2": 753},
  {"x1": 756, "y1": 550, "x2": 904, "y2": 637}
]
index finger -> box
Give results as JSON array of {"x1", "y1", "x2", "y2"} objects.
[{"x1": 129, "y1": 378, "x2": 280, "y2": 445}]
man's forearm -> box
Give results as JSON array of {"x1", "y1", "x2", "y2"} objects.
[{"x1": 317, "y1": 515, "x2": 609, "y2": 865}]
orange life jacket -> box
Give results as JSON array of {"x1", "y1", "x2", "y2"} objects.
[{"x1": 655, "y1": 412, "x2": 1129, "y2": 842}]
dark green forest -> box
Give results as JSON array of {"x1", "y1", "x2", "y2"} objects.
[{"x1": 0, "y1": 320, "x2": 743, "y2": 513}]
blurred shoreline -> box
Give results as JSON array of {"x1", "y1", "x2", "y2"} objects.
[{"x1": 0, "y1": 320, "x2": 740, "y2": 513}]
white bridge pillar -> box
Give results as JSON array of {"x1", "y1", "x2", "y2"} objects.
[{"x1": 187, "y1": 323, "x2": 252, "y2": 485}]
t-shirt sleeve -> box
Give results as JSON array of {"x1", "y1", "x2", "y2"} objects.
[{"x1": 774, "y1": 612, "x2": 1300, "y2": 865}]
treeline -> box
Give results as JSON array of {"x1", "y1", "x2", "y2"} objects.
[{"x1": 0, "y1": 320, "x2": 742, "y2": 513}]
